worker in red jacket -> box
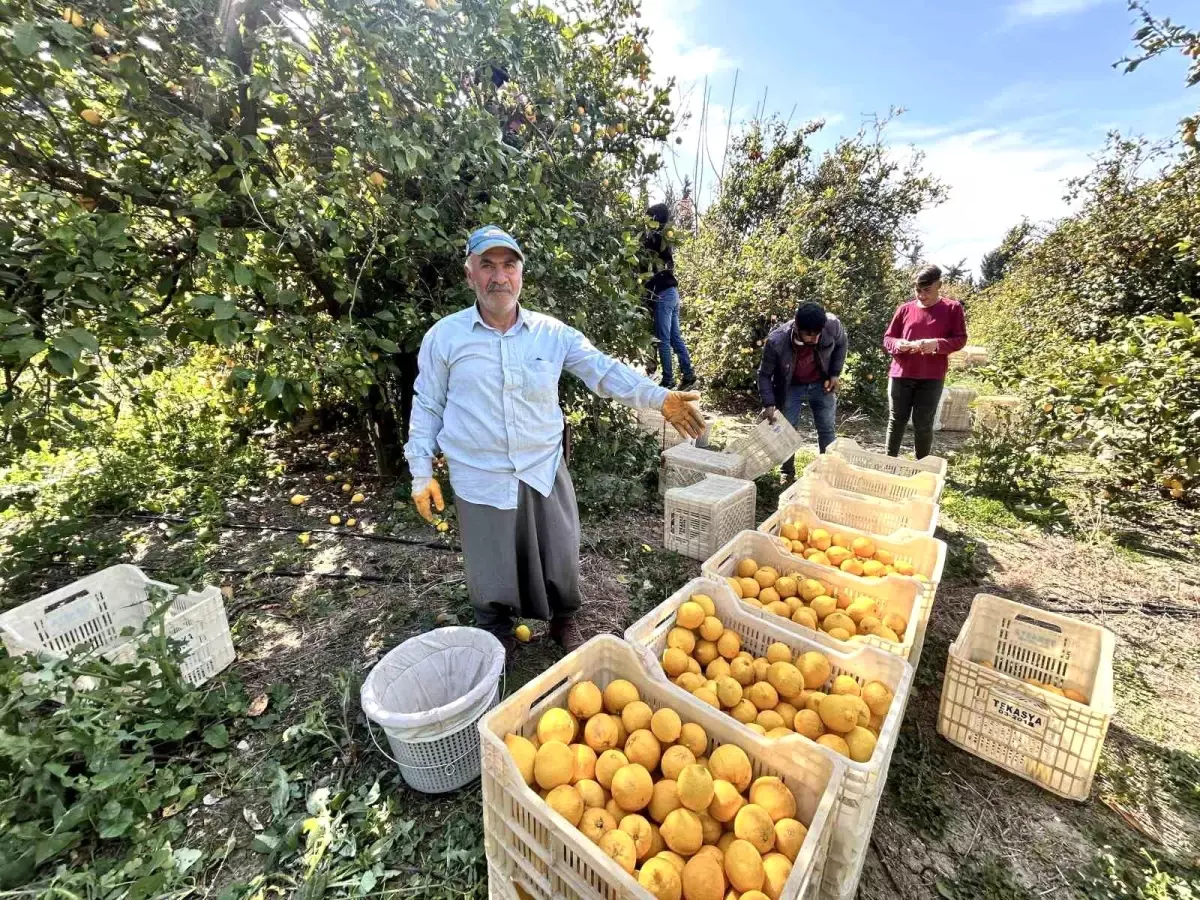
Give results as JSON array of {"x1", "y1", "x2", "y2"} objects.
[{"x1": 882, "y1": 265, "x2": 968, "y2": 459}]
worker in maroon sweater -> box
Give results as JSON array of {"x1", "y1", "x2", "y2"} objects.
[{"x1": 882, "y1": 265, "x2": 969, "y2": 459}]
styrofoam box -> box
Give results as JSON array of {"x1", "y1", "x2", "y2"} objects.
[
  {"x1": 664, "y1": 474, "x2": 756, "y2": 561},
  {"x1": 0, "y1": 564, "x2": 234, "y2": 686},
  {"x1": 938, "y1": 594, "x2": 1115, "y2": 801},
  {"x1": 479, "y1": 634, "x2": 844, "y2": 900},
  {"x1": 827, "y1": 438, "x2": 947, "y2": 480},
  {"x1": 727, "y1": 416, "x2": 803, "y2": 480},
  {"x1": 700, "y1": 531, "x2": 928, "y2": 664},
  {"x1": 804, "y1": 454, "x2": 945, "y2": 503},
  {"x1": 779, "y1": 475, "x2": 939, "y2": 537},
  {"x1": 625, "y1": 577, "x2": 914, "y2": 900},
  {"x1": 661, "y1": 443, "x2": 745, "y2": 492}
]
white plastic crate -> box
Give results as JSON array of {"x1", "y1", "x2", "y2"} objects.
[
  {"x1": 479, "y1": 634, "x2": 843, "y2": 900},
  {"x1": 700, "y1": 531, "x2": 927, "y2": 663},
  {"x1": 827, "y1": 438, "x2": 947, "y2": 480},
  {"x1": 937, "y1": 594, "x2": 1115, "y2": 801},
  {"x1": 727, "y1": 416, "x2": 803, "y2": 480},
  {"x1": 760, "y1": 505, "x2": 946, "y2": 664},
  {"x1": 634, "y1": 404, "x2": 710, "y2": 452},
  {"x1": 664, "y1": 474, "x2": 756, "y2": 561},
  {"x1": 804, "y1": 454, "x2": 945, "y2": 503},
  {"x1": 934, "y1": 386, "x2": 976, "y2": 433},
  {"x1": 779, "y1": 475, "x2": 939, "y2": 537},
  {"x1": 0, "y1": 565, "x2": 234, "y2": 686},
  {"x1": 625, "y1": 577, "x2": 914, "y2": 900},
  {"x1": 948, "y1": 345, "x2": 990, "y2": 371},
  {"x1": 661, "y1": 443, "x2": 745, "y2": 491}
]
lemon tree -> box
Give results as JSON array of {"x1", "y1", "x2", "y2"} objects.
[{"x1": 0, "y1": 0, "x2": 671, "y2": 472}]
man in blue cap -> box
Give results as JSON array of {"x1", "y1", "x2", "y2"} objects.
[{"x1": 404, "y1": 226, "x2": 705, "y2": 654}]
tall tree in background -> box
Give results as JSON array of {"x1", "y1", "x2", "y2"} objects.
[
  {"x1": 979, "y1": 219, "x2": 1034, "y2": 286},
  {"x1": 0, "y1": 0, "x2": 671, "y2": 471}
]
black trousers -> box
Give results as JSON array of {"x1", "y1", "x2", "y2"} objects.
[{"x1": 885, "y1": 377, "x2": 944, "y2": 459}]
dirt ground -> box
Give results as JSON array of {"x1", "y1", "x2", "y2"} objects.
[{"x1": 28, "y1": 408, "x2": 1200, "y2": 898}]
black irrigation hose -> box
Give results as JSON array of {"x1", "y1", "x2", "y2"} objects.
[{"x1": 92, "y1": 513, "x2": 463, "y2": 552}]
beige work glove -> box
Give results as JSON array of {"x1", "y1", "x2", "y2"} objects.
[
  {"x1": 661, "y1": 391, "x2": 705, "y2": 439},
  {"x1": 412, "y1": 478, "x2": 445, "y2": 523}
]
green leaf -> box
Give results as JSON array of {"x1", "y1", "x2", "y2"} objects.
[
  {"x1": 68, "y1": 328, "x2": 100, "y2": 354},
  {"x1": 415, "y1": 206, "x2": 436, "y2": 221},
  {"x1": 234, "y1": 264, "x2": 255, "y2": 286},
  {"x1": 269, "y1": 763, "x2": 290, "y2": 820},
  {"x1": 203, "y1": 724, "x2": 230, "y2": 748},
  {"x1": 53, "y1": 333, "x2": 83, "y2": 361},
  {"x1": 34, "y1": 831, "x2": 80, "y2": 865},
  {"x1": 198, "y1": 228, "x2": 220, "y2": 255},
  {"x1": 261, "y1": 376, "x2": 284, "y2": 401},
  {"x1": 212, "y1": 298, "x2": 237, "y2": 320},
  {"x1": 12, "y1": 22, "x2": 40, "y2": 57},
  {"x1": 376, "y1": 338, "x2": 400, "y2": 353},
  {"x1": 213, "y1": 321, "x2": 239, "y2": 346},
  {"x1": 47, "y1": 350, "x2": 75, "y2": 375},
  {"x1": 93, "y1": 250, "x2": 114, "y2": 269}
]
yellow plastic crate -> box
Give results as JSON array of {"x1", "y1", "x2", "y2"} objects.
[
  {"x1": 937, "y1": 594, "x2": 1115, "y2": 801},
  {"x1": 624, "y1": 577, "x2": 914, "y2": 900},
  {"x1": 700, "y1": 531, "x2": 927, "y2": 663},
  {"x1": 479, "y1": 635, "x2": 843, "y2": 900}
]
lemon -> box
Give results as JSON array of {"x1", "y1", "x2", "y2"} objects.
[
  {"x1": 342, "y1": 483, "x2": 352, "y2": 492},
  {"x1": 297, "y1": 532, "x2": 311, "y2": 545},
  {"x1": 351, "y1": 492, "x2": 365, "y2": 504},
  {"x1": 329, "y1": 515, "x2": 341, "y2": 525},
  {"x1": 437, "y1": 521, "x2": 449, "y2": 532},
  {"x1": 514, "y1": 624, "x2": 531, "y2": 642},
  {"x1": 290, "y1": 494, "x2": 308, "y2": 505},
  {"x1": 345, "y1": 517, "x2": 356, "y2": 527}
]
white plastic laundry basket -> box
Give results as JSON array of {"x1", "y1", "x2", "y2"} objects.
[{"x1": 361, "y1": 627, "x2": 505, "y2": 793}]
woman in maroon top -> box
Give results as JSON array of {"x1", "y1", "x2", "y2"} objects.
[{"x1": 882, "y1": 265, "x2": 968, "y2": 459}]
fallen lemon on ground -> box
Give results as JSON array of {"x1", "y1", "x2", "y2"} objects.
[
  {"x1": 437, "y1": 521, "x2": 449, "y2": 532},
  {"x1": 515, "y1": 624, "x2": 532, "y2": 642},
  {"x1": 351, "y1": 492, "x2": 365, "y2": 503},
  {"x1": 342, "y1": 483, "x2": 352, "y2": 492},
  {"x1": 329, "y1": 515, "x2": 341, "y2": 525},
  {"x1": 297, "y1": 532, "x2": 310, "y2": 545},
  {"x1": 345, "y1": 517, "x2": 356, "y2": 527},
  {"x1": 290, "y1": 494, "x2": 308, "y2": 506}
]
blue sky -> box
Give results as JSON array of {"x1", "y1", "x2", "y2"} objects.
[{"x1": 642, "y1": 0, "x2": 1196, "y2": 276}]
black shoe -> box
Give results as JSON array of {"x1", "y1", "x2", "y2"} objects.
[{"x1": 678, "y1": 375, "x2": 699, "y2": 391}]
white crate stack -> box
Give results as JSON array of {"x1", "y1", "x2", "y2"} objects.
[
  {"x1": 625, "y1": 577, "x2": 914, "y2": 900},
  {"x1": 802, "y1": 454, "x2": 945, "y2": 503},
  {"x1": 948, "y1": 345, "x2": 991, "y2": 370},
  {"x1": 0, "y1": 564, "x2": 234, "y2": 686},
  {"x1": 938, "y1": 594, "x2": 1115, "y2": 801},
  {"x1": 661, "y1": 443, "x2": 745, "y2": 491},
  {"x1": 664, "y1": 474, "x2": 757, "y2": 560}
]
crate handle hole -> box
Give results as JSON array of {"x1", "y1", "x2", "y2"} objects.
[
  {"x1": 1014, "y1": 614, "x2": 1063, "y2": 635},
  {"x1": 43, "y1": 590, "x2": 91, "y2": 615}
]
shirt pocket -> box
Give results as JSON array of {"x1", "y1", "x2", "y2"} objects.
[{"x1": 522, "y1": 359, "x2": 560, "y2": 405}]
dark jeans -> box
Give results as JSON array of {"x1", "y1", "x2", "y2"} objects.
[
  {"x1": 886, "y1": 377, "x2": 944, "y2": 459},
  {"x1": 652, "y1": 287, "x2": 694, "y2": 388},
  {"x1": 780, "y1": 381, "x2": 837, "y2": 478}
]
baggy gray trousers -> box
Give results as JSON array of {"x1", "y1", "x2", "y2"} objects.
[{"x1": 454, "y1": 462, "x2": 582, "y2": 635}]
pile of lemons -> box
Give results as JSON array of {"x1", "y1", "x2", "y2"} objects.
[
  {"x1": 659, "y1": 593, "x2": 894, "y2": 763},
  {"x1": 776, "y1": 522, "x2": 925, "y2": 581},
  {"x1": 725, "y1": 557, "x2": 910, "y2": 645},
  {"x1": 503, "y1": 676, "x2": 812, "y2": 900}
]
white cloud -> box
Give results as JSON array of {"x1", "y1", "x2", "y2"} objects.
[
  {"x1": 1007, "y1": 0, "x2": 1110, "y2": 21},
  {"x1": 905, "y1": 127, "x2": 1094, "y2": 276},
  {"x1": 640, "y1": 0, "x2": 734, "y2": 87}
]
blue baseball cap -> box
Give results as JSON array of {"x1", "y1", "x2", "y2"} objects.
[{"x1": 465, "y1": 225, "x2": 524, "y2": 260}]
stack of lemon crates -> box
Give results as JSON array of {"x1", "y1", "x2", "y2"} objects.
[
  {"x1": 721, "y1": 439, "x2": 946, "y2": 898},
  {"x1": 480, "y1": 440, "x2": 947, "y2": 900}
]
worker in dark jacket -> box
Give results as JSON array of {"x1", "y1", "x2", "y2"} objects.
[{"x1": 757, "y1": 302, "x2": 847, "y2": 479}]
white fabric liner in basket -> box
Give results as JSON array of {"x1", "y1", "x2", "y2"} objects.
[{"x1": 361, "y1": 627, "x2": 505, "y2": 743}]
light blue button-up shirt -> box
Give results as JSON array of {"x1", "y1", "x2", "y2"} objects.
[{"x1": 404, "y1": 304, "x2": 669, "y2": 510}]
